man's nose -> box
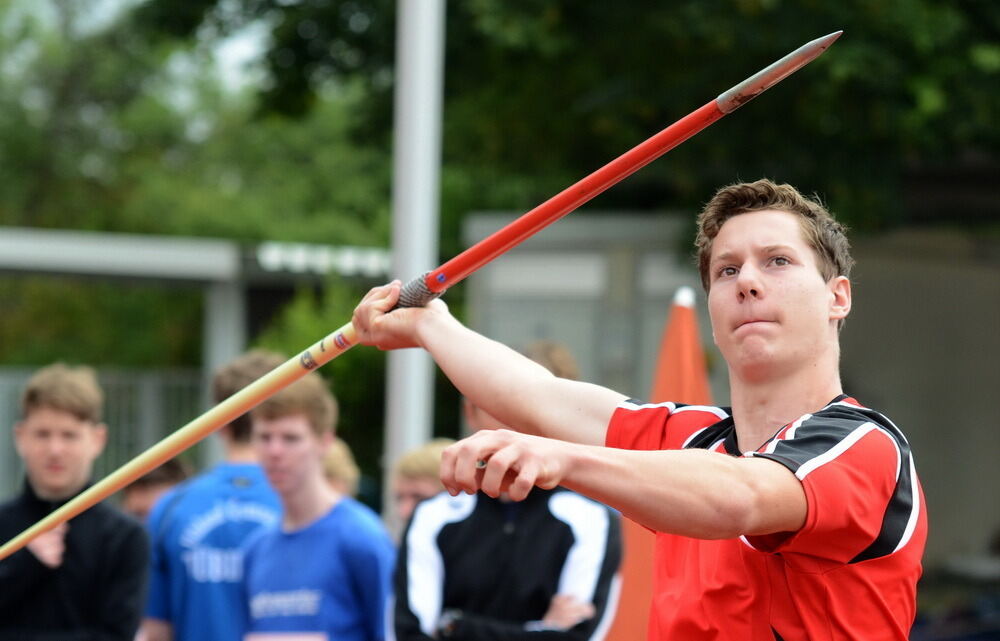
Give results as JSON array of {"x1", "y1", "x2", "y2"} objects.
[
  {"x1": 258, "y1": 439, "x2": 282, "y2": 457},
  {"x1": 736, "y1": 265, "x2": 763, "y2": 301},
  {"x1": 48, "y1": 436, "x2": 68, "y2": 456}
]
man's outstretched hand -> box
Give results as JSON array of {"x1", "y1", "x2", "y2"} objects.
[
  {"x1": 352, "y1": 280, "x2": 451, "y2": 351},
  {"x1": 440, "y1": 429, "x2": 576, "y2": 502}
]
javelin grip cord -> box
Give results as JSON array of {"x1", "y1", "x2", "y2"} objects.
[{"x1": 397, "y1": 272, "x2": 443, "y2": 308}]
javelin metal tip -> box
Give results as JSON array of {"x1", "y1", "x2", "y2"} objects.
[{"x1": 716, "y1": 30, "x2": 844, "y2": 114}]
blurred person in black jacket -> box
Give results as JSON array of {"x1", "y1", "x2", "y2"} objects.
[
  {"x1": 0, "y1": 363, "x2": 149, "y2": 640},
  {"x1": 393, "y1": 342, "x2": 622, "y2": 640}
]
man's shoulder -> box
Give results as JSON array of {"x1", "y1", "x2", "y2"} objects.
[
  {"x1": 618, "y1": 399, "x2": 730, "y2": 419},
  {"x1": 91, "y1": 499, "x2": 147, "y2": 533},
  {"x1": 752, "y1": 396, "x2": 912, "y2": 478},
  {"x1": 81, "y1": 501, "x2": 150, "y2": 560},
  {"x1": 610, "y1": 399, "x2": 732, "y2": 450},
  {"x1": 0, "y1": 494, "x2": 28, "y2": 537},
  {"x1": 150, "y1": 464, "x2": 278, "y2": 516},
  {"x1": 0, "y1": 493, "x2": 22, "y2": 514},
  {"x1": 328, "y1": 498, "x2": 392, "y2": 542},
  {"x1": 796, "y1": 397, "x2": 906, "y2": 443}
]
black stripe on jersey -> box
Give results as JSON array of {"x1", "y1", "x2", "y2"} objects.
[
  {"x1": 850, "y1": 443, "x2": 916, "y2": 563},
  {"x1": 837, "y1": 403, "x2": 920, "y2": 562},
  {"x1": 683, "y1": 415, "x2": 736, "y2": 451},
  {"x1": 753, "y1": 417, "x2": 858, "y2": 473},
  {"x1": 756, "y1": 404, "x2": 898, "y2": 472},
  {"x1": 756, "y1": 402, "x2": 919, "y2": 563}
]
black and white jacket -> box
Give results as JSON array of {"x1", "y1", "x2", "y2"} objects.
[{"x1": 392, "y1": 488, "x2": 622, "y2": 641}]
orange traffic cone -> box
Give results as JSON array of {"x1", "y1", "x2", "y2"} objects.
[{"x1": 605, "y1": 286, "x2": 712, "y2": 641}]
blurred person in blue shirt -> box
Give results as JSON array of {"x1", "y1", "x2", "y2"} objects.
[
  {"x1": 241, "y1": 368, "x2": 395, "y2": 641},
  {"x1": 141, "y1": 350, "x2": 285, "y2": 641}
]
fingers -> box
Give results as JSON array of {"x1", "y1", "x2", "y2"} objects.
[
  {"x1": 354, "y1": 281, "x2": 400, "y2": 332},
  {"x1": 440, "y1": 431, "x2": 555, "y2": 500},
  {"x1": 369, "y1": 281, "x2": 402, "y2": 312},
  {"x1": 27, "y1": 523, "x2": 69, "y2": 568},
  {"x1": 543, "y1": 594, "x2": 596, "y2": 629},
  {"x1": 352, "y1": 281, "x2": 413, "y2": 349}
]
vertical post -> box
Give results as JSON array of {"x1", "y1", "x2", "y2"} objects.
[
  {"x1": 203, "y1": 280, "x2": 247, "y2": 465},
  {"x1": 384, "y1": 0, "x2": 446, "y2": 530}
]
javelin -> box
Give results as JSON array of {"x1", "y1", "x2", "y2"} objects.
[{"x1": 0, "y1": 30, "x2": 841, "y2": 562}]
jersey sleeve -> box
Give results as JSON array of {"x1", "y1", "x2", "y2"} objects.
[
  {"x1": 605, "y1": 401, "x2": 674, "y2": 450},
  {"x1": 606, "y1": 401, "x2": 730, "y2": 452},
  {"x1": 747, "y1": 417, "x2": 903, "y2": 564}
]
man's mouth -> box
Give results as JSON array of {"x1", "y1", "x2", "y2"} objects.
[{"x1": 736, "y1": 319, "x2": 774, "y2": 331}]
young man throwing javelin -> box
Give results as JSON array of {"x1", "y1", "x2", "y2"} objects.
[{"x1": 353, "y1": 179, "x2": 927, "y2": 641}]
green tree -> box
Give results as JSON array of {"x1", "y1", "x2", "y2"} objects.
[
  {"x1": 0, "y1": 1, "x2": 391, "y2": 367},
  {"x1": 134, "y1": 0, "x2": 1000, "y2": 248}
]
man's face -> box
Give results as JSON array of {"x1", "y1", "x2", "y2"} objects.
[
  {"x1": 706, "y1": 209, "x2": 850, "y2": 381},
  {"x1": 393, "y1": 476, "x2": 443, "y2": 524},
  {"x1": 14, "y1": 406, "x2": 106, "y2": 501},
  {"x1": 121, "y1": 483, "x2": 174, "y2": 523},
  {"x1": 252, "y1": 412, "x2": 328, "y2": 497}
]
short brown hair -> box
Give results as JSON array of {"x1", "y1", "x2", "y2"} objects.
[
  {"x1": 21, "y1": 363, "x2": 104, "y2": 423},
  {"x1": 394, "y1": 438, "x2": 455, "y2": 481},
  {"x1": 125, "y1": 457, "x2": 192, "y2": 492},
  {"x1": 323, "y1": 437, "x2": 360, "y2": 496},
  {"x1": 695, "y1": 179, "x2": 854, "y2": 291},
  {"x1": 252, "y1": 371, "x2": 338, "y2": 437},
  {"x1": 213, "y1": 350, "x2": 287, "y2": 442},
  {"x1": 522, "y1": 340, "x2": 580, "y2": 380}
]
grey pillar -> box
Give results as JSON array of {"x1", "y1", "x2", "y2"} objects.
[
  {"x1": 383, "y1": 0, "x2": 446, "y2": 531},
  {"x1": 202, "y1": 280, "x2": 247, "y2": 464}
]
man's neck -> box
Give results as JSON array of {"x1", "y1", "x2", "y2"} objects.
[
  {"x1": 28, "y1": 479, "x2": 86, "y2": 503},
  {"x1": 224, "y1": 442, "x2": 258, "y2": 463},
  {"x1": 728, "y1": 362, "x2": 843, "y2": 453},
  {"x1": 280, "y1": 477, "x2": 341, "y2": 531}
]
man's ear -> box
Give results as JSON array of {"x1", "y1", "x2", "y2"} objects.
[
  {"x1": 829, "y1": 276, "x2": 852, "y2": 323},
  {"x1": 90, "y1": 422, "x2": 108, "y2": 456},
  {"x1": 318, "y1": 429, "x2": 334, "y2": 454},
  {"x1": 13, "y1": 421, "x2": 25, "y2": 457}
]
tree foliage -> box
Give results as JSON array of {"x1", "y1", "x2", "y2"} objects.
[
  {"x1": 133, "y1": 0, "x2": 999, "y2": 244},
  {"x1": 0, "y1": 1, "x2": 391, "y2": 366}
]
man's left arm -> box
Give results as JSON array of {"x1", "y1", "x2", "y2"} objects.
[
  {"x1": 441, "y1": 430, "x2": 806, "y2": 540},
  {"x1": 97, "y1": 521, "x2": 151, "y2": 641}
]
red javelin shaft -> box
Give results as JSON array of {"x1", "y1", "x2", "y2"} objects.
[
  {"x1": 433, "y1": 101, "x2": 721, "y2": 287},
  {"x1": 395, "y1": 31, "x2": 842, "y2": 307}
]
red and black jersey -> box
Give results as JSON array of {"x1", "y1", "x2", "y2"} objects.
[{"x1": 606, "y1": 395, "x2": 927, "y2": 641}]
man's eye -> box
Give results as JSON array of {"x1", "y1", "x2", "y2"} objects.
[
  {"x1": 717, "y1": 266, "x2": 737, "y2": 277},
  {"x1": 770, "y1": 256, "x2": 790, "y2": 266}
]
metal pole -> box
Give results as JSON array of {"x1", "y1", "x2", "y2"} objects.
[{"x1": 383, "y1": 0, "x2": 446, "y2": 527}]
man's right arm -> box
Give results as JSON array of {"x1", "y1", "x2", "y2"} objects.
[{"x1": 353, "y1": 282, "x2": 626, "y2": 446}]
